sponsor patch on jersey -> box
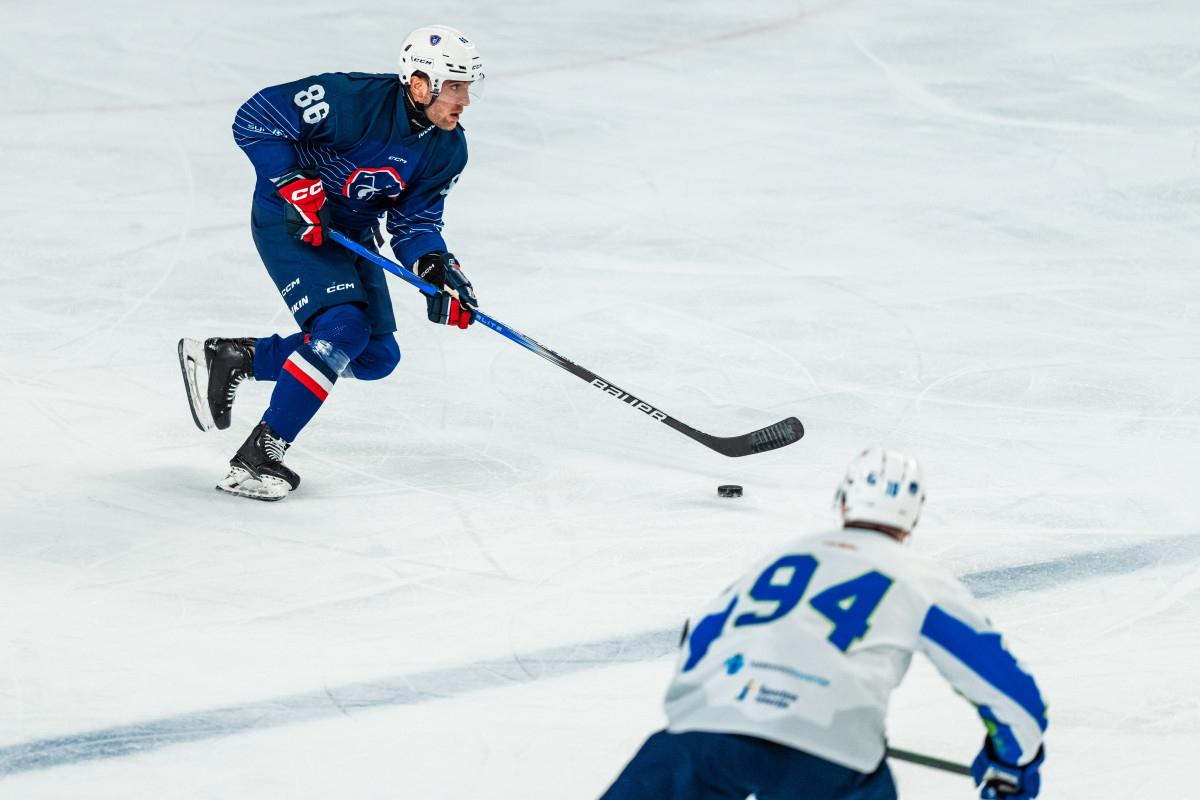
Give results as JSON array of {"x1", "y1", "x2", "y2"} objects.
[
  {"x1": 749, "y1": 660, "x2": 830, "y2": 687},
  {"x1": 754, "y1": 685, "x2": 799, "y2": 710},
  {"x1": 342, "y1": 167, "x2": 405, "y2": 201},
  {"x1": 725, "y1": 654, "x2": 745, "y2": 675}
]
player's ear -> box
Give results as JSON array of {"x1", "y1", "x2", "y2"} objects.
[{"x1": 408, "y1": 73, "x2": 432, "y2": 104}]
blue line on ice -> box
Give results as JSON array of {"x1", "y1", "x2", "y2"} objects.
[{"x1": 2, "y1": 534, "x2": 1196, "y2": 776}]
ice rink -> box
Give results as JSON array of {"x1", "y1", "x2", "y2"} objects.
[{"x1": 3, "y1": 0, "x2": 1199, "y2": 796}]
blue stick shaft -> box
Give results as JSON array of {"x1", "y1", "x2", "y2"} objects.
[
  {"x1": 327, "y1": 229, "x2": 804, "y2": 457},
  {"x1": 327, "y1": 230, "x2": 547, "y2": 358},
  {"x1": 327, "y1": 230, "x2": 435, "y2": 294}
]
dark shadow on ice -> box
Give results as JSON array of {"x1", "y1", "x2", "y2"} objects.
[{"x1": 3, "y1": 534, "x2": 1198, "y2": 776}]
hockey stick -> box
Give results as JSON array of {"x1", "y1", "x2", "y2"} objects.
[
  {"x1": 886, "y1": 746, "x2": 972, "y2": 776},
  {"x1": 329, "y1": 230, "x2": 804, "y2": 457}
]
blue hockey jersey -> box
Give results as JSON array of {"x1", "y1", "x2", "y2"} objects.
[{"x1": 232, "y1": 72, "x2": 467, "y2": 267}]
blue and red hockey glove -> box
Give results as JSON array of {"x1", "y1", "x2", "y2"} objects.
[
  {"x1": 971, "y1": 738, "x2": 1044, "y2": 800},
  {"x1": 272, "y1": 168, "x2": 330, "y2": 246},
  {"x1": 413, "y1": 251, "x2": 477, "y2": 329}
]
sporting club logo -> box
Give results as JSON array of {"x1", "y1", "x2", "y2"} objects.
[
  {"x1": 342, "y1": 167, "x2": 405, "y2": 201},
  {"x1": 429, "y1": 34, "x2": 442, "y2": 46}
]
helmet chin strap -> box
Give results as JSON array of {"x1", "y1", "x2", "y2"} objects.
[{"x1": 402, "y1": 82, "x2": 434, "y2": 127}]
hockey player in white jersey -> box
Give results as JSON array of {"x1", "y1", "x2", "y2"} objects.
[{"x1": 598, "y1": 447, "x2": 1047, "y2": 800}]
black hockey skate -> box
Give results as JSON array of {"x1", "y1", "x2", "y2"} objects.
[
  {"x1": 178, "y1": 337, "x2": 256, "y2": 432},
  {"x1": 216, "y1": 421, "x2": 301, "y2": 501}
]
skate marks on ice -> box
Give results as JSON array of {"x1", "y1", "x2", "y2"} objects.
[{"x1": 2, "y1": 533, "x2": 1197, "y2": 776}]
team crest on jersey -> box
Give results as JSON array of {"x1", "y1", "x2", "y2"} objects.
[
  {"x1": 342, "y1": 167, "x2": 405, "y2": 201},
  {"x1": 429, "y1": 34, "x2": 442, "y2": 46}
]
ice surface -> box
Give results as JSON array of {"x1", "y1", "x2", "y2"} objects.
[{"x1": 2, "y1": 0, "x2": 1199, "y2": 797}]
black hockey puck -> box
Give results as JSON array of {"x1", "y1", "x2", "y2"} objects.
[{"x1": 718, "y1": 485, "x2": 743, "y2": 498}]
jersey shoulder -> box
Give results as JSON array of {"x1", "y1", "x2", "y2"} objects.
[
  {"x1": 298, "y1": 71, "x2": 399, "y2": 100},
  {"x1": 803, "y1": 528, "x2": 971, "y2": 605},
  {"x1": 340, "y1": 71, "x2": 404, "y2": 89}
]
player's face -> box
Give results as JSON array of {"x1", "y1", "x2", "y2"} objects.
[{"x1": 427, "y1": 81, "x2": 472, "y2": 131}]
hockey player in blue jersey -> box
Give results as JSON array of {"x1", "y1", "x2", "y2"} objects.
[
  {"x1": 599, "y1": 447, "x2": 1047, "y2": 800},
  {"x1": 178, "y1": 25, "x2": 484, "y2": 500}
]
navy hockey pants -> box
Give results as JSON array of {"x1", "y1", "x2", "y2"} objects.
[
  {"x1": 599, "y1": 730, "x2": 896, "y2": 800},
  {"x1": 251, "y1": 198, "x2": 398, "y2": 335},
  {"x1": 253, "y1": 320, "x2": 402, "y2": 383},
  {"x1": 247, "y1": 198, "x2": 406, "y2": 440}
]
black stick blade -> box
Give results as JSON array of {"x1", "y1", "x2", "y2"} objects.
[
  {"x1": 673, "y1": 416, "x2": 805, "y2": 457},
  {"x1": 749, "y1": 417, "x2": 805, "y2": 454}
]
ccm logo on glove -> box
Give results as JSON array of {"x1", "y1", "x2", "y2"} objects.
[
  {"x1": 286, "y1": 183, "x2": 323, "y2": 202},
  {"x1": 272, "y1": 168, "x2": 330, "y2": 247},
  {"x1": 414, "y1": 251, "x2": 477, "y2": 329}
]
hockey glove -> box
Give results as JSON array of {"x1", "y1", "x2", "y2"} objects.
[
  {"x1": 413, "y1": 251, "x2": 477, "y2": 329},
  {"x1": 971, "y1": 738, "x2": 1044, "y2": 800},
  {"x1": 272, "y1": 168, "x2": 330, "y2": 246}
]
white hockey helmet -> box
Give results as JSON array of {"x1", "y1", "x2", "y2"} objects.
[
  {"x1": 835, "y1": 447, "x2": 925, "y2": 533},
  {"x1": 398, "y1": 25, "x2": 485, "y2": 98}
]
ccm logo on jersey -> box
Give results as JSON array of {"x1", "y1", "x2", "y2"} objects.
[
  {"x1": 326, "y1": 283, "x2": 355, "y2": 293},
  {"x1": 281, "y1": 278, "x2": 301, "y2": 295},
  {"x1": 590, "y1": 379, "x2": 668, "y2": 421}
]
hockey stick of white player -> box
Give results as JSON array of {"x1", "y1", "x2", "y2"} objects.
[
  {"x1": 886, "y1": 746, "x2": 972, "y2": 776},
  {"x1": 328, "y1": 230, "x2": 804, "y2": 457}
]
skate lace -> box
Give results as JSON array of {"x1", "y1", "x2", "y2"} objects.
[
  {"x1": 263, "y1": 432, "x2": 288, "y2": 463},
  {"x1": 226, "y1": 373, "x2": 247, "y2": 403}
]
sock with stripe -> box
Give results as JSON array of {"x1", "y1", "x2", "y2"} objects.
[
  {"x1": 260, "y1": 305, "x2": 371, "y2": 442},
  {"x1": 252, "y1": 331, "x2": 308, "y2": 381}
]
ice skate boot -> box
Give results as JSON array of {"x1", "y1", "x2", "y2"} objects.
[
  {"x1": 178, "y1": 337, "x2": 256, "y2": 431},
  {"x1": 216, "y1": 421, "x2": 301, "y2": 501}
]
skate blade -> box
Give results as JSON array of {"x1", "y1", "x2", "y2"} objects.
[
  {"x1": 215, "y1": 467, "x2": 290, "y2": 502},
  {"x1": 178, "y1": 338, "x2": 216, "y2": 432}
]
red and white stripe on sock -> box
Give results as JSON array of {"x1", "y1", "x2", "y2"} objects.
[
  {"x1": 281, "y1": 347, "x2": 337, "y2": 401},
  {"x1": 263, "y1": 342, "x2": 344, "y2": 442}
]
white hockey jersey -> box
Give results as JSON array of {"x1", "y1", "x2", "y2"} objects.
[{"x1": 664, "y1": 526, "x2": 1047, "y2": 773}]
